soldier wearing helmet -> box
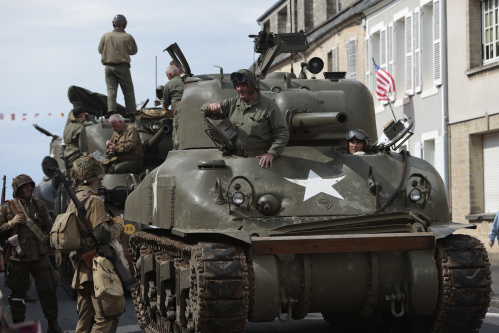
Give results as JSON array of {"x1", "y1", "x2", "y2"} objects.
[
  {"x1": 68, "y1": 155, "x2": 125, "y2": 332},
  {"x1": 154, "y1": 64, "x2": 184, "y2": 147},
  {"x1": 346, "y1": 129, "x2": 371, "y2": 155},
  {"x1": 201, "y1": 69, "x2": 289, "y2": 168},
  {"x1": 98, "y1": 14, "x2": 138, "y2": 117},
  {"x1": 0, "y1": 174, "x2": 64, "y2": 332}
]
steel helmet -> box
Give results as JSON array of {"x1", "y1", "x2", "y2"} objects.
[
  {"x1": 12, "y1": 174, "x2": 35, "y2": 198},
  {"x1": 71, "y1": 155, "x2": 105, "y2": 187},
  {"x1": 113, "y1": 14, "x2": 127, "y2": 28}
]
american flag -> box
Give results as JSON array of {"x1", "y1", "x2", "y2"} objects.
[{"x1": 372, "y1": 58, "x2": 395, "y2": 101}]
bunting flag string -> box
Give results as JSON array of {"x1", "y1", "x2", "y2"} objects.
[{"x1": 0, "y1": 113, "x2": 64, "y2": 121}]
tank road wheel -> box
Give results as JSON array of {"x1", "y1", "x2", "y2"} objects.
[
  {"x1": 431, "y1": 234, "x2": 492, "y2": 332},
  {"x1": 185, "y1": 242, "x2": 249, "y2": 333}
]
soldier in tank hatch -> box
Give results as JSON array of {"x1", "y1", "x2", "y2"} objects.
[{"x1": 201, "y1": 69, "x2": 289, "y2": 168}]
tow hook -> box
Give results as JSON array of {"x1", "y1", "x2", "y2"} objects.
[{"x1": 386, "y1": 285, "x2": 405, "y2": 318}]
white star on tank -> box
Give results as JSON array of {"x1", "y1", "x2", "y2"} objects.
[{"x1": 284, "y1": 170, "x2": 345, "y2": 201}]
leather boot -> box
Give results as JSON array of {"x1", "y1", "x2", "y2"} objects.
[{"x1": 47, "y1": 318, "x2": 64, "y2": 333}]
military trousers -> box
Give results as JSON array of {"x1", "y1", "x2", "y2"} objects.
[
  {"x1": 104, "y1": 64, "x2": 136, "y2": 115},
  {"x1": 5, "y1": 257, "x2": 60, "y2": 323},
  {"x1": 75, "y1": 282, "x2": 123, "y2": 333},
  {"x1": 107, "y1": 158, "x2": 143, "y2": 174}
]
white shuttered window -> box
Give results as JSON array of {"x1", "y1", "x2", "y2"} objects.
[
  {"x1": 433, "y1": 0, "x2": 442, "y2": 85},
  {"x1": 414, "y1": 7, "x2": 422, "y2": 93},
  {"x1": 484, "y1": 132, "x2": 499, "y2": 212},
  {"x1": 347, "y1": 39, "x2": 358, "y2": 80},
  {"x1": 405, "y1": 13, "x2": 414, "y2": 95}
]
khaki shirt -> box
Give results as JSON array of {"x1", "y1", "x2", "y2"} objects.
[
  {"x1": 98, "y1": 28, "x2": 138, "y2": 65},
  {"x1": 110, "y1": 124, "x2": 144, "y2": 161},
  {"x1": 69, "y1": 186, "x2": 124, "y2": 288},
  {"x1": 62, "y1": 120, "x2": 88, "y2": 164},
  {"x1": 0, "y1": 198, "x2": 52, "y2": 261},
  {"x1": 162, "y1": 74, "x2": 184, "y2": 110},
  {"x1": 202, "y1": 94, "x2": 289, "y2": 157}
]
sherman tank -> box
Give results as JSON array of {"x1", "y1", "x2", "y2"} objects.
[
  {"x1": 126, "y1": 30, "x2": 491, "y2": 333},
  {"x1": 34, "y1": 86, "x2": 173, "y2": 296}
]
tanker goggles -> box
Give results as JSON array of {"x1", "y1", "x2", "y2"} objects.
[
  {"x1": 346, "y1": 130, "x2": 367, "y2": 141},
  {"x1": 230, "y1": 72, "x2": 248, "y2": 84}
]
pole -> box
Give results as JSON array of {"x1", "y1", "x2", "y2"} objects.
[{"x1": 387, "y1": 100, "x2": 396, "y2": 121}]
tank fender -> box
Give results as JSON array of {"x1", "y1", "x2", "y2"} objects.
[
  {"x1": 405, "y1": 250, "x2": 438, "y2": 315},
  {"x1": 429, "y1": 222, "x2": 476, "y2": 239},
  {"x1": 249, "y1": 255, "x2": 280, "y2": 322}
]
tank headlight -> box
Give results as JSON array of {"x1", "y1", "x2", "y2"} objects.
[
  {"x1": 232, "y1": 192, "x2": 245, "y2": 206},
  {"x1": 409, "y1": 188, "x2": 422, "y2": 202}
]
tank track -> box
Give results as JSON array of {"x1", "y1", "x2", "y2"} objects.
[
  {"x1": 129, "y1": 231, "x2": 249, "y2": 333},
  {"x1": 431, "y1": 234, "x2": 491, "y2": 333}
]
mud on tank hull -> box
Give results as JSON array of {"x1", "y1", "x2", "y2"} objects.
[{"x1": 125, "y1": 147, "x2": 491, "y2": 332}]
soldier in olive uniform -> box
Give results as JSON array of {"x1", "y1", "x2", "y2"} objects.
[
  {"x1": 104, "y1": 113, "x2": 144, "y2": 173},
  {"x1": 68, "y1": 156, "x2": 125, "y2": 332},
  {"x1": 0, "y1": 174, "x2": 63, "y2": 333},
  {"x1": 202, "y1": 69, "x2": 289, "y2": 168},
  {"x1": 62, "y1": 105, "x2": 89, "y2": 175},
  {"x1": 98, "y1": 14, "x2": 138, "y2": 116},
  {"x1": 154, "y1": 65, "x2": 184, "y2": 148}
]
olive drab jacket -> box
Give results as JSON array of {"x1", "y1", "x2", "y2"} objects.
[
  {"x1": 162, "y1": 74, "x2": 184, "y2": 111},
  {"x1": 98, "y1": 28, "x2": 137, "y2": 65},
  {"x1": 69, "y1": 186, "x2": 123, "y2": 289},
  {"x1": 62, "y1": 120, "x2": 88, "y2": 166},
  {"x1": 109, "y1": 124, "x2": 144, "y2": 161},
  {"x1": 0, "y1": 198, "x2": 52, "y2": 261},
  {"x1": 201, "y1": 93, "x2": 289, "y2": 157}
]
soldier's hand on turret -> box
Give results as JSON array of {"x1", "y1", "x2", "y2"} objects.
[
  {"x1": 8, "y1": 214, "x2": 25, "y2": 228},
  {"x1": 53, "y1": 250, "x2": 62, "y2": 268},
  {"x1": 206, "y1": 103, "x2": 223, "y2": 114},
  {"x1": 257, "y1": 153, "x2": 275, "y2": 168}
]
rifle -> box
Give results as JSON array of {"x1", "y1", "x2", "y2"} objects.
[
  {"x1": 1, "y1": 175, "x2": 5, "y2": 204},
  {"x1": 51, "y1": 167, "x2": 139, "y2": 291}
]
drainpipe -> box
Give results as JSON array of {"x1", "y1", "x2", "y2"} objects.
[{"x1": 441, "y1": 0, "x2": 449, "y2": 200}]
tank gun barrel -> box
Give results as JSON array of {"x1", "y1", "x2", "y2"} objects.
[
  {"x1": 143, "y1": 125, "x2": 170, "y2": 151},
  {"x1": 291, "y1": 112, "x2": 348, "y2": 128},
  {"x1": 33, "y1": 124, "x2": 59, "y2": 140}
]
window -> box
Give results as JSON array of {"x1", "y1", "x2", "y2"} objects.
[
  {"x1": 331, "y1": 47, "x2": 338, "y2": 72},
  {"x1": 483, "y1": 132, "x2": 499, "y2": 212},
  {"x1": 395, "y1": 17, "x2": 406, "y2": 99},
  {"x1": 346, "y1": 39, "x2": 358, "y2": 80},
  {"x1": 482, "y1": 0, "x2": 499, "y2": 64},
  {"x1": 278, "y1": 7, "x2": 288, "y2": 33}
]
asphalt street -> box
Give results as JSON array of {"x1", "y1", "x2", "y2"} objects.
[{"x1": 0, "y1": 263, "x2": 497, "y2": 333}]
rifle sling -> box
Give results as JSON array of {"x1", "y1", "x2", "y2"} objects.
[{"x1": 13, "y1": 199, "x2": 48, "y2": 243}]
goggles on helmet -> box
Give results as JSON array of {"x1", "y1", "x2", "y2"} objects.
[
  {"x1": 346, "y1": 130, "x2": 367, "y2": 141},
  {"x1": 230, "y1": 72, "x2": 248, "y2": 84}
]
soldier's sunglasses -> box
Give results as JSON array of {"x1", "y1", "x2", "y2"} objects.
[
  {"x1": 230, "y1": 72, "x2": 248, "y2": 84},
  {"x1": 346, "y1": 130, "x2": 366, "y2": 141}
]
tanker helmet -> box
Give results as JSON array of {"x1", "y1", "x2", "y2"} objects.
[
  {"x1": 113, "y1": 14, "x2": 127, "y2": 28},
  {"x1": 12, "y1": 174, "x2": 35, "y2": 198},
  {"x1": 346, "y1": 129, "x2": 371, "y2": 151},
  {"x1": 71, "y1": 155, "x2": 105, "y2": 187},
  {"x1": 231, "y1": 69, "x2": 258, "y2": 94}
]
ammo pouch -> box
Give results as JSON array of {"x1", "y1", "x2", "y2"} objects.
[{"x1": 24, "y1": 218, "x2": 49, "y2": 244}]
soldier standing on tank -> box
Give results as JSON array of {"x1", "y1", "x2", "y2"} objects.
[
  {"x1": 154, "y1": 65, "x2": 184, "y2": 148},
  {"x1": 62, "y1": 105, "x2": 89, "y2": 177},
  {"x1": 98, "y1": 14, "x2": 138, "y2": 117},
  {"x1": 346, "y1": 129, "x2": 370, "y2": 155},
  {"x1": 68, "y1": 156, "x2": 125, "y2": 332},
  {"x1": 0, "y1": 174, "x2": 63, "y2": 333},
  {"x1": 104, "y1": 113, "x2": 144, "y2": 173},
  {"x1": 201, "y1": 69, "x2": 289, "y2": 168}
]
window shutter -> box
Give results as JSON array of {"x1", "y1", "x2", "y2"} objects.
[
  {"x1": 347, "y1": 39, "x2": 358, "y2": 80},
  {"x1": 388, "y1": 23, "x2": 395, "y2": 78},
  {"x1": 380, "y1": 27, "x2": 387, "y2": 69},
  {"x1": 405, "y1": 13, "x2": 414, "y2": 95},
  {"x1": 413, "y1": 141, "x2": 422, "y2": 158},
  {"x1": 484, "y1": 132, "x2": 499, "y2": 212},
  {"x1": 365, "y1": 37, "x2": 371, "y2": 90},
  {"x1": 433, "y1": 0, "x2": 442, "y2": 86},
  {"x1": 414, "y1": 7, "x2": 422, "y2": 93},
  {"x1": 332, "y1": 47, "x2": 338, "y2": 72}
]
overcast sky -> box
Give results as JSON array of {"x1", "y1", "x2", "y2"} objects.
[{"x1": 0, "y1": 0, "x2": 274, "y2": 200}]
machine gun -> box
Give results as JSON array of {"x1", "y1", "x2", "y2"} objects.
[
  {"x1": 33, "y1": 124, "x2": 59, "y2": 140},
  {"x1": 51, "y1": 167, "x2": 139, "y2": 291}
]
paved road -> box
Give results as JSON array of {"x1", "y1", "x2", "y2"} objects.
[{"x1": 0, "y1": 264, "x2": 498, "y2": 333}]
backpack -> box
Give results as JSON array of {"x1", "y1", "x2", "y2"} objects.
[{"x1": 50, "y1": 211, "x2": 81, "y2": 253}]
